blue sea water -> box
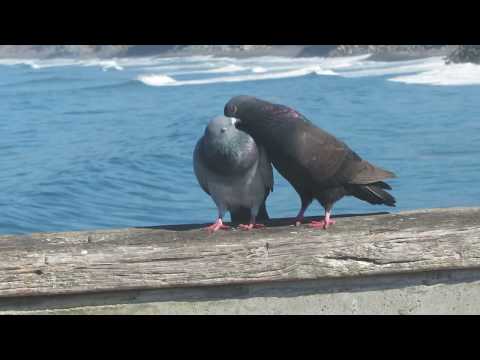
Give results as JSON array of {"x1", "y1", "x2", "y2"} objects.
[{"x1": 0, "y1": 55, "x2": 479, "y2": 235}]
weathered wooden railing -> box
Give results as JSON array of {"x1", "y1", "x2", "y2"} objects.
[{"x1": 0, "y1": 207, "x2": 479, "y2": 314}]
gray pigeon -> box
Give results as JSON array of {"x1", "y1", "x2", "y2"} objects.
[
  {"x1": 225, "y1": 96, "x2": 396, "y2": 230},
  {"x1": 194, "y1": 115, "x2": 274, "y2": 232}
]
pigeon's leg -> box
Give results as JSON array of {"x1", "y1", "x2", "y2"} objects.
[
  {"x1": 239, "y1": 208, "x2": 265, "y2": 231},
  {"x1": 310, "y1": 207, "x2": 336, "y2": 230},
  {"x1": 206, "y1": 208, "x2": 229, "y2": 232},
  {"x1": 295, "y1": 197, "x2": 313, "y2": 226}
]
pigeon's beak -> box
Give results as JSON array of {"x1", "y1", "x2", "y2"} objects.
[{"x1": 232, "y1": 117, "x2": 243, "y2": 129}]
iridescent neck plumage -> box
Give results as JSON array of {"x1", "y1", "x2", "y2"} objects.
[{"x1": 202, "y1": 130, "x2": 258, "y2": 176}]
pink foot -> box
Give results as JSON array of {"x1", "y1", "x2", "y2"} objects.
[
  {"x1": 205, "y1": 219, "x2": 230, "y2": 233},
  {"x1": 295, "y1": 217, "x2": 305, "y2": 227},
  {"x1": 239, "y1": 223, "x2": 265, "y2": 231},
  {"x1": 309, "y1": 219, "x2": 336, "y2": 230}
]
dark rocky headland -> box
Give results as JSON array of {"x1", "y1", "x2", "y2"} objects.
[
  {"x1": 0, "y1": 45, "x2": 478, "y2": 64},
  {"x1": 446, "y1": 45, "x2": 480, "y2": 64}
]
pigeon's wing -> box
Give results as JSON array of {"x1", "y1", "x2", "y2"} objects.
[
  {"x1": 294, "y1": 123, "x2": 396, "y2": 185},
  {"x1": 292, "y1": 124, "x2": 354, "y2": 183},
  {"x1": 343, "y1": 159, "x2": 397, "y2": 185},
  {"x1": 257, "y1": 145, "x2": 274, "y2": 193},
  {"x1": 193, "y1": 138, "x2": 211, "y2": 195}
]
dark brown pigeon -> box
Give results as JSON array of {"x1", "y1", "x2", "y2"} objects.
[{"x1": 225, "y1": 95, "x2": 396, "y2": 229}]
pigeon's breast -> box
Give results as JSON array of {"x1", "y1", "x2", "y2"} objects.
[{"x1": 202, "y1": 134, "x2": 259, "y2": 177}]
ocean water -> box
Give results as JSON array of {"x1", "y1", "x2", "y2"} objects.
[{"x1": 1, "y1": 54, "x2": 479, "y2": 235}]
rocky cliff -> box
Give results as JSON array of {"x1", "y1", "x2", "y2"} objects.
[
  {"x1": 0, "y1": 45, "x2": 287, "y2": 58},
  {"x1": 0, "y1": 45, "x2": 131, "y2": 58},
  {"x1": 109, "y1": 45, "x2": 456, "y2": 60},
  {"x1": 446, "y1": 45, "x2": 480, "y2": 64},
  {"x1": 324, "y1": 45, "x2": 455, "y2": 60},
  {"x1": 123, "y1": 45, "x2": 305, "y2": 58}
]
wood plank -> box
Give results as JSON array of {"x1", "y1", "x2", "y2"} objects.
[{"x1": 0, "y1": 207, "x2": 479, "y2": 298}]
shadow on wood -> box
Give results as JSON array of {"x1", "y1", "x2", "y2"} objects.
[{"x1": 138, "y1": 212, "x2": 391, "y2": 232}]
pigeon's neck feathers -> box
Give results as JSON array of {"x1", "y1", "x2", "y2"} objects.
[
  {"x1": 201, "y1": 131, "x2": 258, "y2": 176},
  {"x1": 240, "y1": 107, "x2": 302, "y2": 149}
]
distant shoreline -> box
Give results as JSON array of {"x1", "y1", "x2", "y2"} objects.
[
  {"x1": 0, "y1": 51, "x2": 448, "y2": 63},
  {"x1": 125, "y1": 45, "x2": 307, "y2": 59},
  {"x1": 0, "y1": 45, "x2": 475, "y2": 64}
]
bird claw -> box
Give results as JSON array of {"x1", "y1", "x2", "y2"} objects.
[
  {"x1": 239, "y1": 223, "x2": 265, "y2": 231},
  {"x1": 309, "y1": 219, "x2": 336, "y2": 230},
  {"x1": 206, "y1": 221, "x2": 230, "y2": 233},
  {"x1": 294, "y1": 217, "x2": 305, "y2": 227}
]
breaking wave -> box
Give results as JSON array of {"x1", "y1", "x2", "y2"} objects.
[
  {"x1": 1, "y1": 53, "x2": 480, "y2": 87},
  {"x1": 335, "y1": 57, "x2": 446, "y2": 78},
  {"x1": 137, "y1": 66, "x2": 338, "y2": 87},
  {"x1": 137, "y1": 74, "x2": 177, "y2": 86},
  {"x1": 388, "y1": 62, "x2": 480, "y2": 86}
]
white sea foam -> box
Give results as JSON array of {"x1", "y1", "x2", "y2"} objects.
[
  {"x1": 0, "y1": 57, "x2": 144, "y2": 70},
  {"x1": 313, "y1": 54, "x2": 373, "y2": 69},
  {"x1": 0, "y1": 53, "x2": 367, "y2": 72},
  {"x1": 137, "y1": 74, "x2": 177, "y2": 86},
  {"x1": 79, "y1": 59, "x2": 124, "y2": 71},
  {"x1": 335, "y1": 57, "x2": 446, "y2": 78},
  {"x1": 204, "y1": 64, "x2": 247, "y2": 73},
  {"x1": 137, "y1": 66, "x2": 338, "y2": 87},
  {"x1": 140, "y1": 62, "x2": 221, "y2": 73},
  {"x1": 2, "y1": 53, "x2": 480, "y2": 87},
  {"x1": 114, "y1": 57, "x2": 170, "y2": 68},
  {"x1": 388, "y1": 62, "x2": 480, "y2": 86},
  {"x1": 136, "y1": 54, "x2": 480, "y2": 87},
  {"x1": 252, "y1": 67, "x2": 268, "y2": 73},
  {"x1": 29, "y1": 59, "x2": 77, "y2": 69},
  {"x1": 0, "y1": 58, "x2": 79, "y2": 69},
  {"x1": 169, "y1": 64, "x2": 248, "y2": 75}
]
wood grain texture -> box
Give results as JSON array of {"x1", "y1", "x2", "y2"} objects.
[{"x1": 0, "y1": 208, "x2": 479, "y2": 298}]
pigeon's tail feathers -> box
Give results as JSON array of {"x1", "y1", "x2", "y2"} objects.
[
  {"x1": 372, "y1": 181, "x2": 392, "y2": 190},
  {"x1": 349, "y1": 183, "x2": 396, "y2": 207},
  {"x1": 348, "y1": 161, "x2": 397, "y2": 185}
]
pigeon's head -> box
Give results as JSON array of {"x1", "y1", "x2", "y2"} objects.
[
  {"x1": 205, "y1": 116, "x2": 239, "y2": 141},
  {"x1": 225, "y1": 95, "x2": 282, "y2": 140},
  {"x1": 202, "y1": 115, "x2": 258, "y2": 171},
  {"x1": 225, "y1": 95, "x2": 259, "y2": 119},
  {"x1": 224, "y1": 95, "x2": 262, "y2": 131},
  {"x1": 224, "y1": 95, "x2": 257, "y2": 116}
]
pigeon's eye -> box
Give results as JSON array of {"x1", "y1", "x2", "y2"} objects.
[
  {"x1": 226, "y1": 104, "x2": 237, "y2": 116},
  {"x1": 220, "y1": 128, "x2": 227, "y2": 133}
]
